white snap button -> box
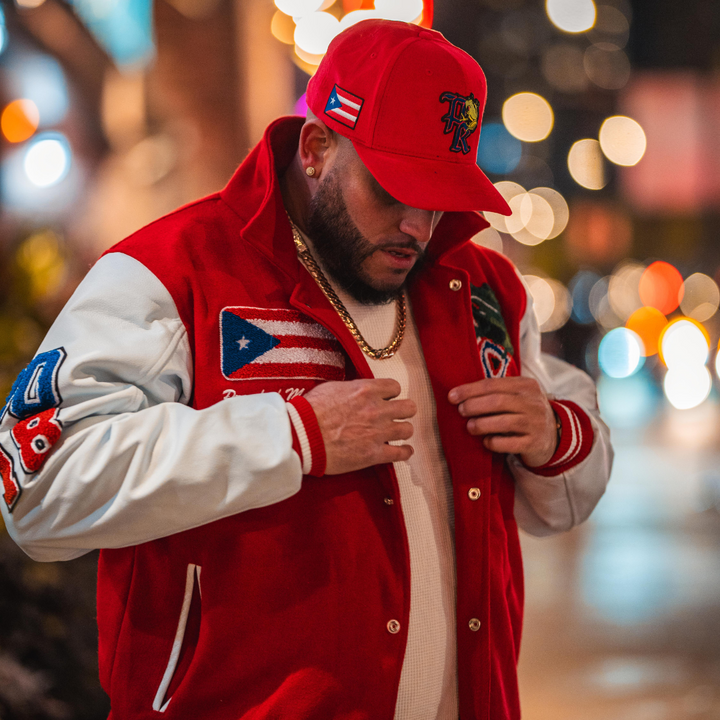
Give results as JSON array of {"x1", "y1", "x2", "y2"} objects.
[
  {"x1": 449, "y1": 279, "x2": 462, "y2": 291},
  {"x1": 468, "y1": 618, "x2": 481, "y2": 632},
  {"x1": 387, "y1": 619, "x2": 401, "y2": 634},
  {"x1": 468, "y1": 487, "x2": 481, "y2": 501}
]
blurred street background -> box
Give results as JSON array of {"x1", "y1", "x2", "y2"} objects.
[{"x1": 0, "y1": 0, "x2": 719, "y2": 718}]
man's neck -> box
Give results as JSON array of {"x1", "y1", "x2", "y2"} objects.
[{"x1": 279, "y1": 153, "x2": 312, "y2": 234}]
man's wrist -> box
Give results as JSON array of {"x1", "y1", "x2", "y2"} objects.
[{"x1": 287, "y1": 396, "x2": 327, "y2": 477}]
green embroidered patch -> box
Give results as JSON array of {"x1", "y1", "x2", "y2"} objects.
[{"x1": 470, "y1": 283, "x2": 514, "y2": 357}]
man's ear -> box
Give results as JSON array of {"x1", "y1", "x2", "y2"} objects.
[{"x1": 299, "y1": 118, "x2": 336, "y2": 179}]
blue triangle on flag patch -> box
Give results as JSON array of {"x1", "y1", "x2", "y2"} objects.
[{"x1": 221, "y1": 312, "x2": 280, "y2": 378}]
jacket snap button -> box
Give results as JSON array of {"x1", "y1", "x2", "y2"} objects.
[
  {"x1": 468, "y1": 618, "x2": 481, "y2": 632},
  {"x1": 468, "y1": 487, "x2": 481, "y2": 501},
  {"x1": 449, "y1": 279, "x2": 462, "y2": 291},
  {"x1": 384, "y1": 497, "x2": 394, "y2": 505},
  {"x1": 387, "y1": 619, "x2": 401, "y2": 634}
]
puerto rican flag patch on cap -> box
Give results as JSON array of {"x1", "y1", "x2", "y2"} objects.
[
  {"x1": 324, "y1": 84, "x2": 364, "y2": 129},
  {"x1": 220, "y1": 307, "x2": 345, "y2": 382}
]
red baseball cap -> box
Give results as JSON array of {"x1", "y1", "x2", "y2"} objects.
[{"x1": 306, "y1": 19, "x2": 511, "y2": 215}]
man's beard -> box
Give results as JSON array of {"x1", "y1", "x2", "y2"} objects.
[{"x1": 306, "y1": 169, "x2": 426, "y2": 305}]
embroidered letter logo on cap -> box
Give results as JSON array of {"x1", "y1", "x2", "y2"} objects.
[
  {"x1": 439, "y1": 91, "x2": 480, "y2": 155},
  {"x1": 324, "y1": 85, "x2": 364, "y2": 130}
]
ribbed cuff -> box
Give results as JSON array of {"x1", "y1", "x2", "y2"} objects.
[
  {"x1": 524, "y1": 400, "x2": 594, "y2": 477},
  {"x1": 286, "y1": 396, "x2": 327, "y2": 477}
]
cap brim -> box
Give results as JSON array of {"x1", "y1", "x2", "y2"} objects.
[{"x1": 352, "y1": 140, "x2": 512, "y2": 215}]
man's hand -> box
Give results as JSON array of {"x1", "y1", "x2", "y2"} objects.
[
  {"x1": 304, "y1": 379, "x2": 416, "y2": 475},
  {"x1": 448, "y1": 377, "x2": 557, "y2": 468}
]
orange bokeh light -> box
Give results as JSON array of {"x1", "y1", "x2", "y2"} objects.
[
  {"x1": 638, "y1": 261, "x2": 684, "y2": 315},
  {"x1": 626, "y1": 306, "x2": 668, "y2": 356},
  {"x1": 1, "y1": 99, "x2": 40, "y2": 143}
]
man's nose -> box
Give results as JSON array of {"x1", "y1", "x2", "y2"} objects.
[{"x1": 398, "y1": 207, "x2": 441, "y2": 246}]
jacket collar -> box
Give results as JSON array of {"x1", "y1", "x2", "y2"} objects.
[{"x1": 218, "y1": 116, "x2": 489, "y2": 275}]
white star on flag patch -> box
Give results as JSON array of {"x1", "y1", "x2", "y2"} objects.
[
  {"x1": 324, "y1": 85, "x2": 364, "y2": 129},
  {"x1": 220, "y1": 307, "x2": 345, "y2": 381}
]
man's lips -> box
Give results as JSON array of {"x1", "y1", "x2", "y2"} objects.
[{"x1": 381, "y1": 247, "x2": 418, "y2": 269}]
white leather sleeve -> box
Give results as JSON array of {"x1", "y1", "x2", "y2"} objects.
[
  {"x1": 0, "y1": 253, "x2": 303, "y2": 562},
  {"x1": 509, "y1": 283, "x2": 614, "y2": 537}
]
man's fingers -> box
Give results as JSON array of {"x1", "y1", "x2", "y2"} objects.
[
  {"x1": 384, "y1": 398, "x2": 417, "y2": 420},
  {"x1": 457, "y1": 393, "x2": 525, "y2": 418},
  {"x1": 386, "y1": 420, "x2": 414, "y2": 442},
  {"x1": 448, "y1": 376, "x2": 540, "y2": 405},
  {"x1": 371, "y1": 377, "x2": 403, "y2": 400},
  {"x1": 381, "y1": 443, "x2": 414, "y2": 464},
  {"x1": 466, "y1": 413, "x2": 525, "y2": 436}
]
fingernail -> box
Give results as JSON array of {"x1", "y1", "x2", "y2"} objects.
[{"x1": 448, "y1": 390, "x2": 458, "y2": 403}]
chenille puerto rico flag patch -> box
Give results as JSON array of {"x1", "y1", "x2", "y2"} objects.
[
  {"x1": 220, "y1": 307, "x2": 345, "y2": 382},
  {"x1": 324, "y1": 85, "x2": 364, "y2": 129}
]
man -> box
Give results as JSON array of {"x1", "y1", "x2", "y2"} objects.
[{"x1": 0, "y1": 19, "x2": 612, "y2": 720}]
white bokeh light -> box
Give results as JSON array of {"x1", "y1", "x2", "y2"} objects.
[
  {"x1": 294, "y1": 12, "x2": 340, "y2": 55},
  {"x1": 546, "y1": 0, "x2": 596, "y2": 33},
  {"x1": 374, "y1": 0, "x2": 424, "y2": 22},
  {"x1": 660, "y1": 319, "x2": 709, "y2": 370},
  {"x1": 23, "y1": 134, "x2": 71, "y2": 188},
  {"x1": 599, "y1": 115, "x2": 647, "y2": 166},
  {"x1": 663, "y1": 366, "x2": 712, "y2": 410},
  {"x1": 598, "y1": 327, "x2": 644, "y2": 379},
  {"x1": 274, "y1": 0, "x2": 324, "y2": 17}
]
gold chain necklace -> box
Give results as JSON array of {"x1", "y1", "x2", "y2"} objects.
[{"x1": 286, "y1": 216, "x2": 406, "y2": 360}]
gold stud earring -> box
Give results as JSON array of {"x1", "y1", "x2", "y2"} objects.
[{"x1": 306, "y1": 166, "x2": 316, "y2": 177}]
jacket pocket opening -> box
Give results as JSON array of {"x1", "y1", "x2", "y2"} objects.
[{"x1": 152, "y1": 563, "x2": 202, "y2": 713}]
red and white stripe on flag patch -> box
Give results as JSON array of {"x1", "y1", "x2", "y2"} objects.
[
  {"x1": 220, "y1": 306, "x2": 344, "y2": 382},
  {"x1": 324, "y1": 84, "x2": 364, "y2": 130}
]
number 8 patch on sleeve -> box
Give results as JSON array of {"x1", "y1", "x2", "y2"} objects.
[{"x1": 0, "y1": 347, "x2": 66, "y2": 511}]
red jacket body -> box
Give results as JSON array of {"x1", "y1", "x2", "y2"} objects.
[{"x1": 98, "y1": 117, "x2": 527, "y2": 719}]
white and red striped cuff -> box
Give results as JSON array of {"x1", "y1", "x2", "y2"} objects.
[
  {"x1": 525, "y1": 400, "x2": 594, "y2": 477},
  {"x1": 286, "y1": 396, "x2": 327, "y2": 477}
]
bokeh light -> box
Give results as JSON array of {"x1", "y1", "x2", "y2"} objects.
[
  {"x1": 626, "y1": 306, "x2": 667, "y2": 357},
  {"x1": 568, "y1": 139, "x2": 606, "y2": 190},
  {"x1": 659, "y1": 318, "x2": 710, "y2": 369},
  {"x1": 1, "y1": 99, "x2": 40, "y2": 143},
  {"x1": 584, "y1": 44, "x2": 631, "y2": 90},
  {"x1": 590, "y1": 275, "x2": 622, "y2": 329},
  {"x1": 663, "y1": 367, "x2": 712, "y2": 410},
  {"x1": 597, "y1": 372, "x2": 658, "y2": 429},
  {"x1": 374, "y1": 0, "x2": 424, "y2": 22},
  {"x1": 506, "y1": 192, "x2": 554, "y2": 245},
  {"x1": 294, "y1": 12, "x2": 340, "y2": 55},
  {"x1": 525, "y1": 275, "x2": 571, "y2": 332},
  {"x1": 476, "y1": 123, "x2": 522, "y2": 175},
  {"x1": 6, "y1": 53, "x2": 69, "y2": 126},
  {"x1": 23, "y1": 134, "x2": 71, "y2": 188},
  {"x1": 599, "y1": 115, "x2": 647, "y2": 166},
  {"x1": 569, "y1": 270, "x2": 601, "y2": 324},
  {"x1": 502, "y1": 92, "x2": 554, "y2": 142},
  {"x1": 16, "y1": 0, "x2": 47, "y2": 7},
  {"x1": 598, "y1": 327, "x2": 644, "y2": 378},
  {"x1": 484, "y1": 181, "x2": 525, "y2": 233},
  {"x1": 607, "y1": 261, "x2": 644, "y2": 321},
  {"x1": 541, "y1": 44, "x2": 588, "y2": 93},
  {"x1": 530, "y1": 187, "x2": 569, "y2": 239},
  {"x1": 471, "y1": 227, "x2": 504, "y2": 253},
  {"x1": 680, "y1": 273, "x2": 720, "y2": 322},
  {"x1": 271, "y1": 10, "x2": 296, "y2": 44},
  {"x1": 274, "y1": 0, "x2": 324, "y2": 17},
  {"x1": 546, "y1": 0, "x2": 596, "y2": 33},
  {"x1": 638, "y1": 261, "x2": 683, "y2": 315}
]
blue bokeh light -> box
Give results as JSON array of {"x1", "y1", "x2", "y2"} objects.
[
  {"x1": 5, "y1": 53, "x2": 69, "y2": 126},
  {"x1": 69, "y1": 0, "x2": 154, "y2": 68},
  {"x1": 477, "y1": 122, "x2": 522, "y2": 175},
  {"x1": 598, "y1": 327, "x2": 645, "y2": 379},
  {"x1": 597, "y1": 371, "x2": 659, "y2": 430},
  {"x1": 569, "y1": 270, "x2": 601, "y2": 324}
]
